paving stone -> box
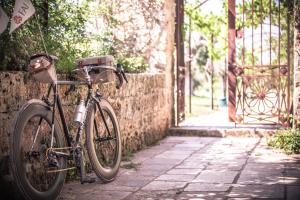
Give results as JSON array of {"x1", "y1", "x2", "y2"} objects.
[
  {"x1": 173, "y1": 143, "x2": 206, "y2": 151},
  {"x1": 155, "y1": 174, "x2": 196, "y2": 182},
  {"x1": 193, "y1": 170, "x2": 238, "y2": 184},
  {"x1": 287, "y1": 186, "x2": 300, "y2": 200},
  {"x1": 139, "y1": 163, "x2": 174, "y2": 171},
  {"x1": 186, "y1": 156, "x2": 213, "y2": 162},
  {"x1": 142, "y1": 181, "x2": 187, "y2": 191},
  {"x1": 132, "y1": 149, "x2": 166, "y2": 163},
  {"x1": 206, "y1": 163, "x2": 243, "y2": 171},
  {"x1": 93, "y1": 184, "x2": 139, "y2": 192},
  {"x1": 244, "y1": 163, "x2": 285, "y2": 173},
  {"x1": 59, "y1": 136, "x2": 300, "y2": 200},
  {"x1": 113, "y1": 174, "x2": 155, "y2": 187},
  {"x1": 167, "y1": 168, "x2": 203, "y2": 175},
  {"x1": 162, "y1": 150, "x2": 195, "y2": 155},
  {"x1": 228, "y1": 184, "x2": 284, "y2": 198},
  {"x1": 60, "y1": 188, "x2": 131, "y2": 200},
  {"x1": 124, "y1": 190, "x2": 177, "y2": 200},
  {"x1": 84, "y1": 190, "x2": 131, "y2": 200},
  {"x1": 154, "y1": 152, "x2": 191, "y2": 160},
  {"x1": 248, "y1": 152, "x2": 290, "y2": 164},
  {"x1": 210, "y1": 159, "x2": 247, "y2": 166},
  {"x1": 175, "y1": 192, "x2": 227, "y2": 200},
  {"x1": 175, "y1": 161, "x2": 207, "y2": 169},
  {"x1": 285, "y1": 163, "x2": 300, "y2": 170},
  {"x1": 284, "y1": 166, "x2": 300, "y2": 186},
  {"x1": 184, "y1": 183, "x2": 231, "y2": 192},
  {"x1": 284, "y1": 175, "x2": 300, "y2": 185},
  {"x1": 142, "y1": 158, "x2": 183, "y2": 166},
  {"x1": 238, "y1": 171, "x2": 284, "y2": 185}
]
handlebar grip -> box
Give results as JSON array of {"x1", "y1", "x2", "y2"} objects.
[
  {"x1": 115, "y1": 64, "x2": 128, "y2": 89},
  {"x1": 122, "y1": 71, "x2": 128, "y2": 83},
  {"x1": 115, "y1": 72, "x2": 123, "y2": 89}
]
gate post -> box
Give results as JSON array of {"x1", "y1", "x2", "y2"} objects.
[
  {"x1": 175, "y1": 0, "x2": 185, "y2": 124},
  {"x1": 294, "y1": 0, "x2": 300, "y2": 127},
  {"x1": 228, "y1": 0, "x2": 236, "y2": 122}
]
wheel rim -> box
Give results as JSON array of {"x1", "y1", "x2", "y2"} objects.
[
  {"x1": 93, "y1": 108, "x2": 119, "y2": 170},
  {"x1": 17, "y1": 115, "x2": 61, "y2": 193}
]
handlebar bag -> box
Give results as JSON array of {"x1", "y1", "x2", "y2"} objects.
[
  {"x1": 75, "y1": 55, "x2": 115, "y2": 83},
  {"x1": 76, "y1": 55, "x2": 114, "y2": 67}
]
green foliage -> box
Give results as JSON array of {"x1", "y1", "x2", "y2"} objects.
[
  {"x1": 185, "y1": 4, "x2": 225, "y2": 61},
  {"x1": 122, "y1": 149, "x2": 134, "y2": 162},
  {"x1": 121, "y1": 162, "x2": 141, "y2": 170},
  {"x1": 192, "y1": 44, "x2": 209, "y2": 91},
  {"x1": 0, "y1": 0, "x2": 91, "y2": 72},
  {"x1": 268, "y1": 129, "x2": 300, "y2": 154},
  {"x1": 117, "y1": 56, "x2": 148, "y2": 73},
  {"x1": 0, "y1": 0, "x2": 149, "y2": 73}
]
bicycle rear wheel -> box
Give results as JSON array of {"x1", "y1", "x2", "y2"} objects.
[
  {"x1": 10, "y1": 100, "x2": 66, "y2": 200},
  {"x1": 85, "y1": 99, "x2": 122, "y2": 182}
]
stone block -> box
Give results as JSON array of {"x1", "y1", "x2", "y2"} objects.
[
  {"x1": 228, "y1": 184, "x2": 284, "y2": 198},
  {"x1": 184, "y1": 183, "x2": 231, "y2": 192},
  {"x1": 193, "y1": 170, "x2": 238, "y2": 184},
  {"x1": 142, "y1": 180, "x2": 187, "y2": 191}
]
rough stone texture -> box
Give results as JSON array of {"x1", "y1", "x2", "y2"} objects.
[
  {"x1": 0, "y1": 72, "x2": 171, "y2": 177},
  {"x1": 112, "y1": 0, "x2": 175, "y2": 72},
  {"x1": 110, "y1": 0, "x2": 175, "y2": 131}
]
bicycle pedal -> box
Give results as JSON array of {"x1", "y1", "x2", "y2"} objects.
[{"x1": 81, "y1": 176, "x2": 96, "y2": 184}]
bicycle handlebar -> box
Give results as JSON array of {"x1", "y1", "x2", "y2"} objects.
[{"x1": 64, "y1": 64, "x2": 128, "y2": 95}]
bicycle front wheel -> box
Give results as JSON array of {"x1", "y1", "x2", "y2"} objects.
[
  {"x1": 10, "y1": 100, "x2": 66, "y2": 200},
  {"x1": 85, "y1": 99, "x2": 122, "y2": 182}
]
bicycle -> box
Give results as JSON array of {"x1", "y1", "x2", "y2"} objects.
[{"x1": 9, "y1": 53, "x2": 128, "y2": 200}]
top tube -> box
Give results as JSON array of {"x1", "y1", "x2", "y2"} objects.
[{"x1": 56, "y1": 80, "x2": 87, "y2": 85}]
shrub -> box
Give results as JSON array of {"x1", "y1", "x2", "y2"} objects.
[
  {"x1": 0, "y1": 1, "x2": 149, "y2": 73},
  {"x1": 0, "y1": 0, "x2": 91, "y2": 72},
  {"x1": 268, "y1": 129, "x2": 300, "y2": 154},
  {"x1": 117, "y1": 56, "x2": 148, "y2": 73}
]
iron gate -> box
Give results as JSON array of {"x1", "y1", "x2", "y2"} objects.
[{"x1": 228, "y1": 0, "x2": 293, "y2": 125}]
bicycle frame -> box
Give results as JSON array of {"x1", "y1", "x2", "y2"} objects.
[{"x1": 44, "y1": 80, "x2": 112, "y2": 150}]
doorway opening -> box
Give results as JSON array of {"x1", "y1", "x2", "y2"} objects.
[{"x1": 175, "y1": 0, "x2": 294, "y2": 127}]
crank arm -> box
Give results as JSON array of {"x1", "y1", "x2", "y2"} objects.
[{"x1": 47, "y1": 167, "x2": 76, "y2": 173}]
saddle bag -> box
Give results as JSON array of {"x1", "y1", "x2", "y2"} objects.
[{"x1": 28, "y1": 53, "x2": 57, "y2": 83}]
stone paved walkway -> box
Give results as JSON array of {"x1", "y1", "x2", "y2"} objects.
[{"x1": 60, "y1": 137, "x2": 300, "y2": 200}]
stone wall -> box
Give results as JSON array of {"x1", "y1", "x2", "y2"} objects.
[
  {"x1": 111, "y1": 0, "x2": 175, "y2": 125},
  {"x1": 0, "y1": 71, "x2": 171, "y2": 177},
  {"x1": 112, "y1": 0, "x2": 174, "y2": 72}
]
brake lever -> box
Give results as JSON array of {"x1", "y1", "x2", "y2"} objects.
[
  {"x1": 65, "y1": 84, "x2": 76, "y2": 96},
  {"x1": 122, "y1": 71, "x2": 128, "y2": 83},
  {"x1": 117, "y1": 64, "x2": 128, "y2": 83}
]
